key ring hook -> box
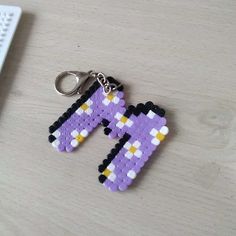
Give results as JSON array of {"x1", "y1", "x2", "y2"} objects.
[
  {"x1": 54, "y1": 70, "x2": 122, "y2": 96},
  {"x1": 54, "y1": 71, "x2": 90, "y2": 96}
]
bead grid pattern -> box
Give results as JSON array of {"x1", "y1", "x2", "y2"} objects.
[
  {"x1": 0, "y1": 5, "x2": 21, "y2": 72},
  {"x1": 48, "y1": 76, "x2": 168, "y2": 191}
]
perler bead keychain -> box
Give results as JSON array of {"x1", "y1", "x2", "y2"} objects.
[{"x1": 48, "y1": 70, "x2": 169, "y2": 192}]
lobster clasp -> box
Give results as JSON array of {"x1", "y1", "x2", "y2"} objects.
[{"x1": 54, "y1": 71, "x2": 91, "y2": 96}]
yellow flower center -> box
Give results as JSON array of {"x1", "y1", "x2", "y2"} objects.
[
  {"x1": 76, "y1": 135, "x2": 85, "y2": 143},
  {"x1": 120, "y1": 116, "x2": 128, "y2": 123},
  {"x1": 129, "y1": 146, "x2": 137, "y2": 154},
  {"x1": 107, "y1": 93, "x2": 114, "y2": 101},
  {"x1": 103, "y1": 169, "x2": 111, "y2": 177},
  {"x1": 156, "y1": 132, "x2": 165, "y2": 141},
  {"x1": 81, "y1": 103, "x2": 89, "y2": 111}
]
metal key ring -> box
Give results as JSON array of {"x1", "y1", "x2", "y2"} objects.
[{"x1": 54, "y1": 71, "x2": 85, "y2": 96}]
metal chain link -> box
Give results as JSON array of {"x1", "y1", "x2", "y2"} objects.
[{"x1": 89, "y1": 71, "x2": 121, "y2": 95}]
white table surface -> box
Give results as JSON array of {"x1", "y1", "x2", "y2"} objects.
[{"x1": 0, "y1": 1, "x2": 236, "y2": 235}]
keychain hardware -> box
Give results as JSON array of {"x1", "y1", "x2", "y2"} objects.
[{"x1": 55, "y1": 70, "x2": 122, "y2": 96}]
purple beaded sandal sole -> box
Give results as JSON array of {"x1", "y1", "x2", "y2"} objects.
[{"x1": 49, "y1": 75, "x2": 168, "y2": 191}]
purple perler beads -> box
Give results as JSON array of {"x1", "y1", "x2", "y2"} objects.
[{"x1": 48, "y1": 77, "x2": 168, "y2": 191}]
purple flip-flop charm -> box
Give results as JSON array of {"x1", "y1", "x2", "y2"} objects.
[{"x1": 49, "y1": 70, "x2": 169, "y2": 191}]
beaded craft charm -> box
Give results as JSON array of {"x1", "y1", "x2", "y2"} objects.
[{"x1": 49, "y1": 71, "x2": 169, "y2": 192}]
